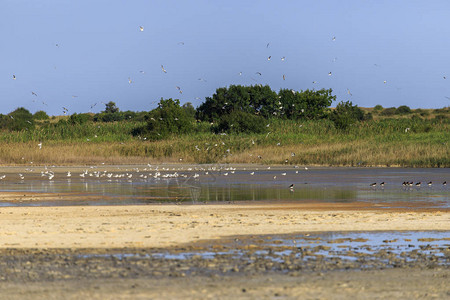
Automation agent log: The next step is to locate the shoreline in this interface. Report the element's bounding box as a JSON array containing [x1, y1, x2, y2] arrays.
[[0, 202, 448, 249]]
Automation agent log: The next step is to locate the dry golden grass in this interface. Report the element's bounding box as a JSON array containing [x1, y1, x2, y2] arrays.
[[0, 137, 447, 167]]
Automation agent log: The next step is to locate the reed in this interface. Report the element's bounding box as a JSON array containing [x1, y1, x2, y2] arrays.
[[0, 117, 447, 167]]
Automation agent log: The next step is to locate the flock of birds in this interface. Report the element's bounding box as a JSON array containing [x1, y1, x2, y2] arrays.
[[370, 181, 447, 188], [10, 28, 404, 117], [0, 164, 446, 196]]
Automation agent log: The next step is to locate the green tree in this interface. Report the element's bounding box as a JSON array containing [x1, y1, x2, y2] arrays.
[[182, 102, 196, 119], [33, 110, 49, 120], [133, 98, 194, 140], [395, 105, 412, 114], [277, 88, 335, 120], [104, 101, 119, 114], [213, 111, 267, 134], [329, 101, 364, 130], [7, 107, 35, 131], [196, 85, 278, 121]]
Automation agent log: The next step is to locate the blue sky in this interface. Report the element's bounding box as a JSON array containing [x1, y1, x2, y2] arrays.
[[1, 0, 449, 115]]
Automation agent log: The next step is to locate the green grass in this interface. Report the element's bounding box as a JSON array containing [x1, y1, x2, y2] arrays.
[[0, 117, 448, 167]]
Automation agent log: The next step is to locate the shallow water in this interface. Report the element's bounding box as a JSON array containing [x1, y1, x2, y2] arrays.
[[0, 166, 448, 207], [77, 231, 450, 269]]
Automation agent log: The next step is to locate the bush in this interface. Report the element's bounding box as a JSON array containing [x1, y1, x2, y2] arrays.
[[329, 101, 364, 130], [133, 98, 194, 140], [395, 105, 412, 114], [278, 88, 335, 120], [373, 105, 383, 112], [380, 107, 396, 116], [6, 107, 34, 131], [33, 110, 49, 120], [94, 112, 124, 122], [213, 111, 267, 134], [69, 113, 92, 125]]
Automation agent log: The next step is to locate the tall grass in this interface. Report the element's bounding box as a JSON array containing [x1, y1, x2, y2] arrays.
[[0, 117, 448, 167]]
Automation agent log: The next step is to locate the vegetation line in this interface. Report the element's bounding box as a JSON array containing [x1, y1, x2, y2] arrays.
[[0, 85, 448, 167]]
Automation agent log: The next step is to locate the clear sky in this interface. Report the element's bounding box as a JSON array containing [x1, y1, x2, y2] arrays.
[[1, 0, 450, 115]]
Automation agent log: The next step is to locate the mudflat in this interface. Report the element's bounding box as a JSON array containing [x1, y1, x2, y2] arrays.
[[0, 194, 449, 299]]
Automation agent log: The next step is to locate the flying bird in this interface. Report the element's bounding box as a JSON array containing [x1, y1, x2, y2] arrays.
[[31, 92, 37, 96], [267, 56, 271, 61], [383, 80, 387, 84], [13, 75, 16, 80], [255, 72, 262, 76], [176, 86, 182, 94], [328, 72, 332, 76], [332, 36, 336, 41], [128, 77, 132, 84], [281, 56, 285, 61], [347, 89, 352, 96], [161, 65, 167, 73], [139, 26, 144, 32], [283, 74, 286, 80], [266, 43, 270, 48]]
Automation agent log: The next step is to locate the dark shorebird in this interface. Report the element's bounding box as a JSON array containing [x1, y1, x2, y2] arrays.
[[443, 181, 447, 186], [289, 184, 294, 190], [415, 182, 421, 187], [370, 183, 377, 187], [427, 181, 432, 186], [379, 182, 385, 187]]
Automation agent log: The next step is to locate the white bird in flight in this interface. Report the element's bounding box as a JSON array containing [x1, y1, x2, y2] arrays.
[[161, 65, 167, 73], [139, 26, 144, 32]]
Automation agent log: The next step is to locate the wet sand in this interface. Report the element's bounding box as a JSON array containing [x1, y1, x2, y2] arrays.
[[0, 189, 449, 299], [0, 200, 448, 248]]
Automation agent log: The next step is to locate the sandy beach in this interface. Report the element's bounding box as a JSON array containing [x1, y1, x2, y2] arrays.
[[0, 189, 449, 299], [0, 199, 448, 249]]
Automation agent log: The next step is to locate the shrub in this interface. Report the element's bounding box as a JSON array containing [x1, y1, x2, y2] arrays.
[[133, 98, 194, 140], [213, 111, 267, 134], [33, 110, 49, 120], [69, 113, 92, 125], [380, 107, 396, 116], [395, 105, 412, 114], [104, 101, 119, 114], [7, 107, 34, 131], [373, 105, 383, 112], [329, 101, 364, 130]]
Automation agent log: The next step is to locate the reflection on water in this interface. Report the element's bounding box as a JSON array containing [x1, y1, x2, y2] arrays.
[[0, 166, 448, 206]]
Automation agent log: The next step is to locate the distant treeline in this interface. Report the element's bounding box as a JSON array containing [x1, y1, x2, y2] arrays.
[[0, 85, 448, 141]]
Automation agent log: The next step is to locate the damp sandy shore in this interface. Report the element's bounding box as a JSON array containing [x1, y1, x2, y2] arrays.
[[0, 198, 448, 249]]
